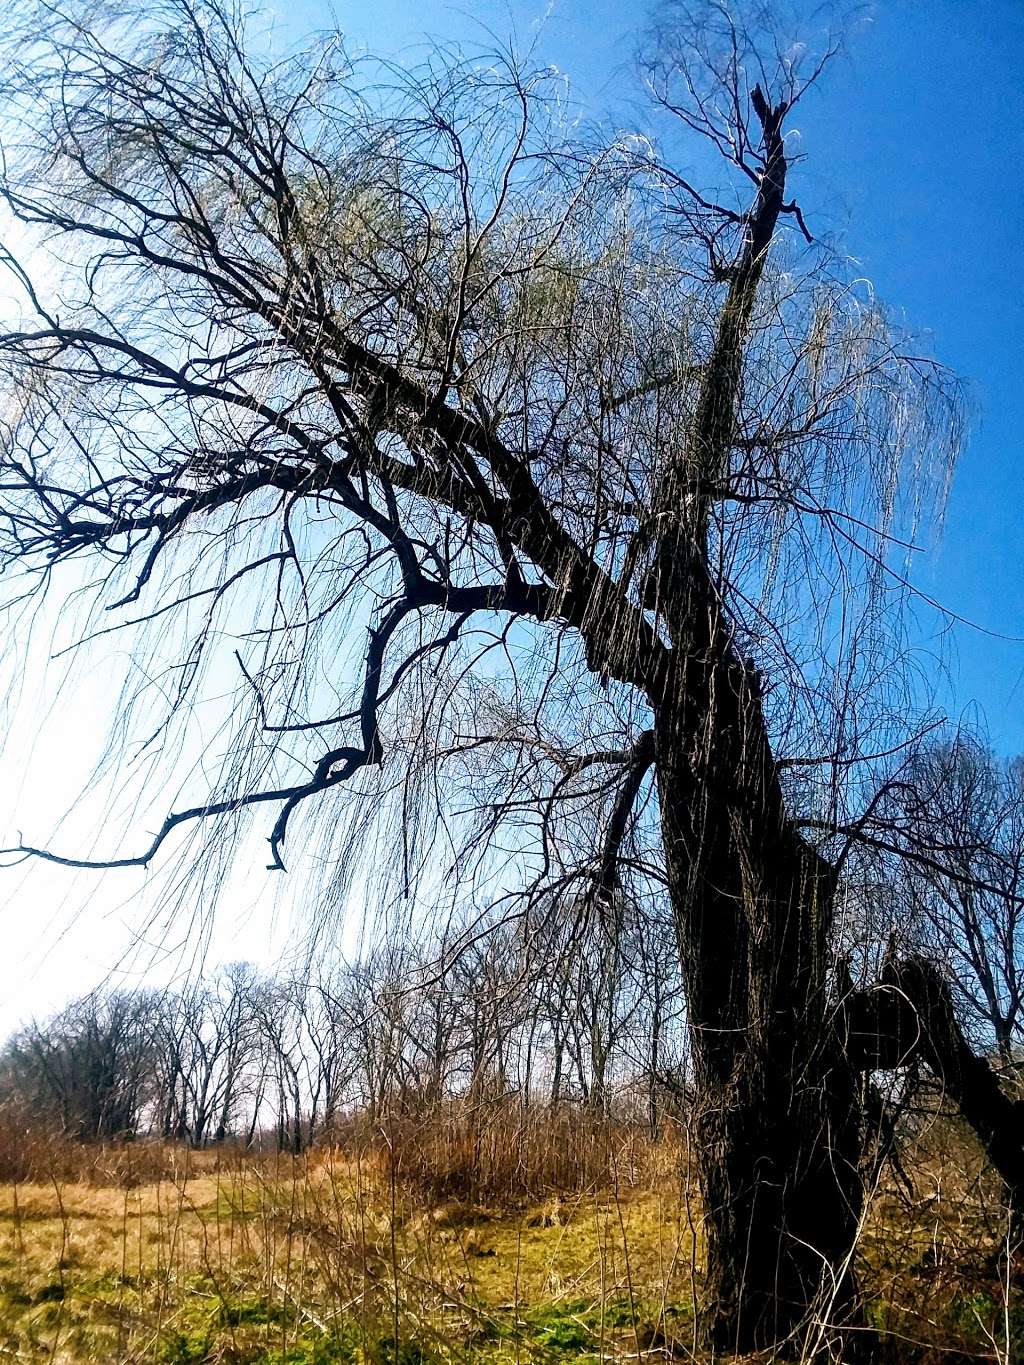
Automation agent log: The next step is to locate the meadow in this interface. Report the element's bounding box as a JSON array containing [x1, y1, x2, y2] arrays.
[[0, 1109, 1016, 1364]]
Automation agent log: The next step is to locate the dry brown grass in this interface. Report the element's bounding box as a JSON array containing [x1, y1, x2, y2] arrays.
[[374, 1100, 684, 1203], [0, 1144, 701, 1363], [0, 1105, 202, 1186], [0, 1109, 1017, 1363]]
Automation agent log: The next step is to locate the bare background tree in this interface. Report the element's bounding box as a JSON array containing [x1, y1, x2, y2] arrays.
[[898, 741, 1024, 1067], [1, 989, 157, 1140], [0, 934, 688, 1151]]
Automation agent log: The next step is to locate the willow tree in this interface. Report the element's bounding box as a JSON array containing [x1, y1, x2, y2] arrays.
[[1, 0, 1014, 1352]]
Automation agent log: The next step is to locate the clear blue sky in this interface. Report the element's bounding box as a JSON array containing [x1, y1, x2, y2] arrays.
[[285, 0, 1024, 751]]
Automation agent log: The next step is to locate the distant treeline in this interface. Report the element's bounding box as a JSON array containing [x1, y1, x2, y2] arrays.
[[0, 914, 688, 1150], [5, 740, 1022, 1159]]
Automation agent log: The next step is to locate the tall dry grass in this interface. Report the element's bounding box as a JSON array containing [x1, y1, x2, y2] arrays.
[[0, 1096, 1019, 1362], [359, 1098, 683, 1204], [0, 1103, 196, 1186]]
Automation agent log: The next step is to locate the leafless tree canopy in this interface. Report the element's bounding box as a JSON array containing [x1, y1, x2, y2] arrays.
[[0, 0, 957, 902]]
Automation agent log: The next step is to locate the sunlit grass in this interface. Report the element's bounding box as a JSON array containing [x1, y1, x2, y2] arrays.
[[0, 1126, 1017, 1362]]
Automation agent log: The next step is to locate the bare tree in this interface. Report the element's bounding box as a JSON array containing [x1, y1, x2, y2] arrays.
[[154, 963, 260, 1145], [1, 0, 1015, 1350], [896, 740, 1024, 1067], [297, 972, 362, 1142], [442, 929, 522, 1103], [250, 976, 308, 1154], [325, 950, 411, 1125], [1, 988, 157, 1139], [622, 909, 686, 1135]]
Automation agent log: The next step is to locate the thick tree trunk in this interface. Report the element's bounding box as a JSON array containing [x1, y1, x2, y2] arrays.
[[655, 675, 866, 1354]]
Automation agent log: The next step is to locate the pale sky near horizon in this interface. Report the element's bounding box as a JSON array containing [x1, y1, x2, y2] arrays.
[[0, 0, 1021, 1037]]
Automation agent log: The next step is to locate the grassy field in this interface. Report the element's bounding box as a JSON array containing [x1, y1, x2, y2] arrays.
[[0, 1129, 1017, 1363]]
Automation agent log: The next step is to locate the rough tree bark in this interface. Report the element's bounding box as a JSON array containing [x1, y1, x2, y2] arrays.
[[656, 697, 865, 1350]]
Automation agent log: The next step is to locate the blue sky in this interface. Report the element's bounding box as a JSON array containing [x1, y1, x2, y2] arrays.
[[0, 0, 1021, 1030]]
